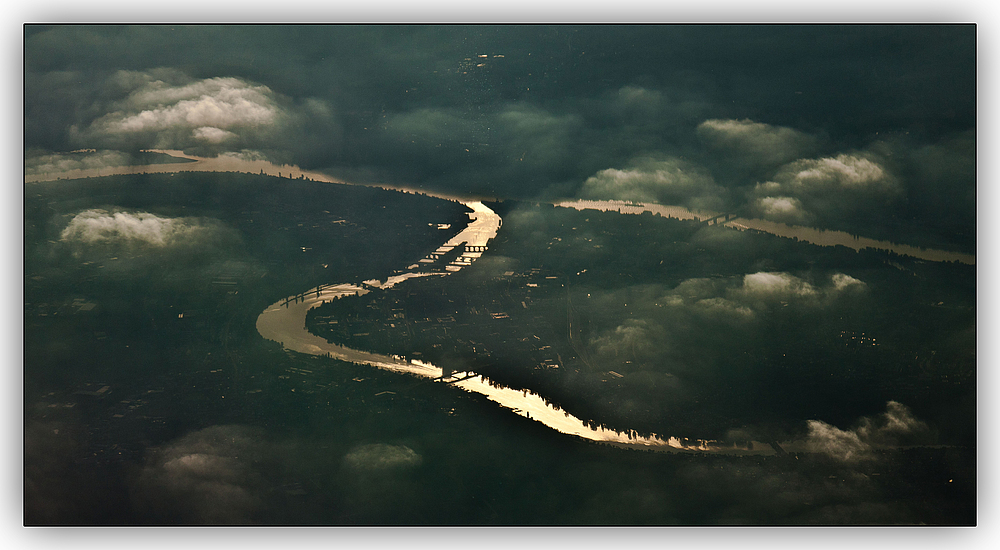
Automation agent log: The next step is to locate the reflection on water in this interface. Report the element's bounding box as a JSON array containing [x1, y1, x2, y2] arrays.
[[557, 199, 975, 265], [255, 198, 781, 455], [32, 150, 800, 454]]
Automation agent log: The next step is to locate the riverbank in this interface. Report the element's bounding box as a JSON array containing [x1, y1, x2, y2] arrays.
[[556, 199, 975, 265]]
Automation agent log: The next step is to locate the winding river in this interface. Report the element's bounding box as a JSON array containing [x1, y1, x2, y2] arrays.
[[30, 149, 970, 455], [254, 199, 778, 454]]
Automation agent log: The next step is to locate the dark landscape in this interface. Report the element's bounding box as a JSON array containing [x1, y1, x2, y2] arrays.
[[22, 24, 977, 526]]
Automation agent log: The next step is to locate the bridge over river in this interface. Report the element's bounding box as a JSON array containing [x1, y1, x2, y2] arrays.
[[33, 148, 918, 456], [254, 198, 785, 456]]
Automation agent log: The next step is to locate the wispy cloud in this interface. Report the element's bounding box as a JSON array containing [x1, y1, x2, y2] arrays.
[[806, 401, 932, 462], [133, 425, 265, 524], [343, 443, 423, 471], [697, 118, 819, 171]]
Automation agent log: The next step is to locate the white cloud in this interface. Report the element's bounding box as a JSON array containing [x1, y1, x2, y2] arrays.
[[806, 420, 869, 461], [753, 195, 809, 224], [591, 319, 661, 360], [192, 126, 237, 143], [831, 273, 865, 291], [24, 149, 131, 176], [693, 297, 755, 318], [60, 209, 215, 247], [697, 118, 818, 168], [71, 70, 335, 154], [854, 400, 929, 445], [579, 156, 723, 209], [497, 105, 582, 166], [103, 76, 279, 134], [806, 401, 931, 462], [749, 152, 901, 224], [664, 272, 865, 313], [791, 154, 894, 188], [614, 85, 665, 116], [787, 154, 895, 192], [602, 85, 710, 125], [740, 272, 817, 298], [219, 149, 270, 162]]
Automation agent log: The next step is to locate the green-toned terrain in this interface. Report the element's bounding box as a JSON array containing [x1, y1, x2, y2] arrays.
[[308, 201, 975, 445], [24, 174, 975, 525]]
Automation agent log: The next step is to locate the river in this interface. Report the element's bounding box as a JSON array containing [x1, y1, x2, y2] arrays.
[[556, 199, 975, 265], [253, 197, 779, 455], [28, 151, 975, 266], [32, 149, 961, 455]]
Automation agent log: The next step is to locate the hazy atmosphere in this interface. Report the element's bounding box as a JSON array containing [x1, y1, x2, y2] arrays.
[[23, 24, 978, 527]]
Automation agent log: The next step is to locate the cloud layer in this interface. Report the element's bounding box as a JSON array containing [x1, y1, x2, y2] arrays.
[[23, 26, 977, 250]]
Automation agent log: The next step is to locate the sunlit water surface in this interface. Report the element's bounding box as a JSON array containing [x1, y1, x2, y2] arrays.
[[35, 150, 963, 454], [255, 198, 780, 454]]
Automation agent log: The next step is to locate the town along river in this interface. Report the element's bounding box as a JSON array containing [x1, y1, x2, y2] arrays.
[[255, 200, 781, 456], [27, 150, 810, 455]]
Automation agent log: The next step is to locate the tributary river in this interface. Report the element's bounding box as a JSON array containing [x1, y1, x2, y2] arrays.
[[31, 150, 970, 455]]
